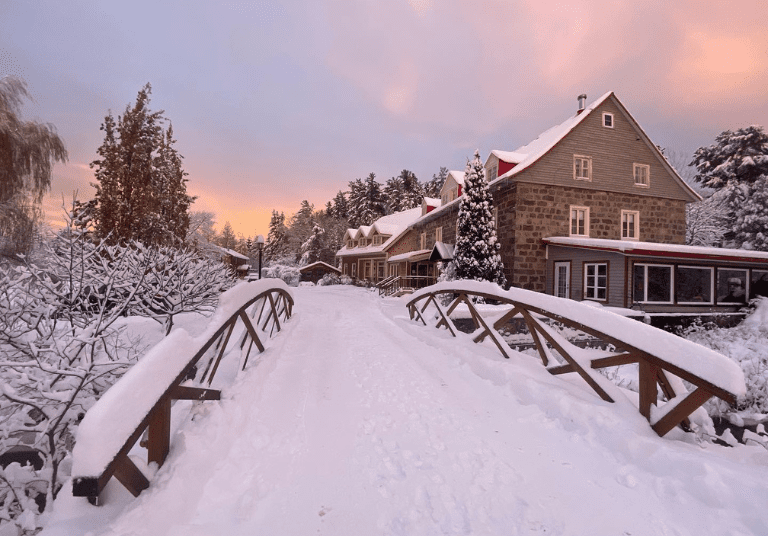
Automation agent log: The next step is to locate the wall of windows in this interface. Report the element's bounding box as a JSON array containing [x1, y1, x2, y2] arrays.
[[633, 263, 767, 305]]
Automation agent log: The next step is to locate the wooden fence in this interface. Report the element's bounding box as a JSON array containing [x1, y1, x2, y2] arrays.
[[71, 281, 293, 504], [405, 281, 745, 438]]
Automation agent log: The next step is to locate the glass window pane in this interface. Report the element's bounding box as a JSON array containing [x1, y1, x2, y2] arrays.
[[717, 269, 748, 304], [633, 265, 645, 301], [647, 266, 672, 302], [751, 270, 768, 299], [676, 267, 712, 303]]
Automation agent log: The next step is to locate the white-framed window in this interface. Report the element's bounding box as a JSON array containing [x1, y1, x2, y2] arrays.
[[346, 240, 354, 248], [373, 235, 383, 245], [343, 263, 348, 275], [388, 263, 399, 277], [584, 263, 607, 301], [621, 210, 639, 240], [717, 268, 749, 305], [435, 227, 442, 243], [358, 238, 366, 247], [488, 165, 498, 182], [554, 261, 571, 299], [351, 263, 357, 277], [570, 206, 590, 237], [676, 266, 714, 304], [441, 193, 448, 205], [602, 112, 614, 128], [633, 163, 650, 187], [420, 232, 426, 250], [574, 155, 592, 181], [633, 264, 673, 304]]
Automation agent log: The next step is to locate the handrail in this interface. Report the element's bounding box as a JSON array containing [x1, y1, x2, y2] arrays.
[[71, 280, 293, 504], [405, 281, 746, 437], [378, 275, 436, 297]]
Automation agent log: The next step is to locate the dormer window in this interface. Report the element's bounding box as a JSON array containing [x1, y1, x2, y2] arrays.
[[487, 165, 498, 182], [373, 235, 383, 245], [602, 112, 614, 128], [346, 240, 354, 248]]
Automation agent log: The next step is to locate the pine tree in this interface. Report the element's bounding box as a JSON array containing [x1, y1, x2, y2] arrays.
[[219, 221, 236, 250], [331, 190, 349, 221], [398, 169, 424, 209], [264, 210, 289, 262], [348, 173, 387, 226], [91, 84, 193, 245], [384, 176, 405, 213], [300, 223, 325, 266], [691, 126, 768, 250], [424, 167, 449, 198], [454, 150, 506, 285]]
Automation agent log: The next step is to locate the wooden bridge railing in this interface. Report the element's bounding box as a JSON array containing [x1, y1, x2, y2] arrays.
[[71, 280, 294, 504], [405, 281, 746, 437]]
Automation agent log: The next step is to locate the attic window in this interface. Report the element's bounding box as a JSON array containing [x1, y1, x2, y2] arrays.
[[603, 112, 614, 128], [488, 165, 498, 182]]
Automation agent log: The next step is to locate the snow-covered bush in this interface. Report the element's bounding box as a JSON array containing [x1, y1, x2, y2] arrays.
[[318, 273, 341, 286], [681, 298, 768, 417], [262, 262, 300, 287], [130, 245, 234, 334], [340, 275, 353, 285]]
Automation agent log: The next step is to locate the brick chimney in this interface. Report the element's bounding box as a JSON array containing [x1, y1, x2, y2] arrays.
[[577, 94, 587, 114]]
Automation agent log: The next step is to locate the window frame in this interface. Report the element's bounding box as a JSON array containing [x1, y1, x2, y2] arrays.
[[602, 112, 614, 128], [633, 263, 674, 304], [716, 268, 749, 305], [583, 261, 608, 302], [420, 232, 426, 250], [574, 155, 592, 181], [569, 206, 590, 237], [554, 261, 571, 299], [435, 226, 442, 243], [675, 265, 714, 305], [633, 163, 650, 188], [488, 165, 498, 182], [621, 210, 640, 241]]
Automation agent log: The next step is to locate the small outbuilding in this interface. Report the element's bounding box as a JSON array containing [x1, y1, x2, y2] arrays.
[[299, 261, 342, 283]]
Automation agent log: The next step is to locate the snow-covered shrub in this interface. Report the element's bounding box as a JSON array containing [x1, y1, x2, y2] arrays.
[[681, 298, 768, 417], [129, 245, 234, 334], [340, 275, 353, 285], [262, 262, 300, 286], [318, 273, 341, 286]]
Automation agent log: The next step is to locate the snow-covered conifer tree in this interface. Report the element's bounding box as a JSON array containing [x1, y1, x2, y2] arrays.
[[454, 150, 506, 286], [691, 126, 768, 250]]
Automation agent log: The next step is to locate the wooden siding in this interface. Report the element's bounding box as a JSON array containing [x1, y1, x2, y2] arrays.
[[547, 246, 627, 306], [507, 97, 695, 202]]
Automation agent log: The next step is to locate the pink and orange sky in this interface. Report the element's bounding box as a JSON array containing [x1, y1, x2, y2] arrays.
[[2, 0, 767, 237]]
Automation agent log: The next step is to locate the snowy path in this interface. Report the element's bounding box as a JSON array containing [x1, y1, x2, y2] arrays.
[[47, 286, 768, 535]]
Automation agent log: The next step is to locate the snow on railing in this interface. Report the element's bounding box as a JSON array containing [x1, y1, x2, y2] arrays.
[[71, 279, 294, 503], [406, 280, 746, 437]]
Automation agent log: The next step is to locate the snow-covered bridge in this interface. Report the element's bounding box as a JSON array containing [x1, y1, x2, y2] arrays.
[[44, 284, 768, 535]]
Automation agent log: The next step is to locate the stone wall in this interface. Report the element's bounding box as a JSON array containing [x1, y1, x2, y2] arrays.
[[494, 181, 687, 291]]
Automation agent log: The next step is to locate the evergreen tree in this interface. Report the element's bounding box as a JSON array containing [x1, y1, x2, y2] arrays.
[[454, 150, 506, 285], [384, 175, 405, 213], [0, 76, 68, 255], [331, 190, 349, 221], [264, 210, 289, 262], [219, 221, 236, 249], [348, 173, 387, 226], [91, 83, 193, 245], [424, 166, 449, 198], [398, 169, 424, 209], [691, 126, 768, 250], [300, 223, 325, 266]]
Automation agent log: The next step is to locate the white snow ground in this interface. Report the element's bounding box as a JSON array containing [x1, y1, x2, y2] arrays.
[[43, 286, 768, 536]]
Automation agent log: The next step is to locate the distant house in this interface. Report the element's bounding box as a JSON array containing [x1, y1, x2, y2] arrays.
[[299, 261, 341, 284], [336, 207, 421, 284], [212, 245, 250, 278]]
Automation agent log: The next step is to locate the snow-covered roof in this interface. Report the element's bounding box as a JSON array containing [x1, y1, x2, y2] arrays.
[[423, 197, 441, 207], [357, 226, 372, 239], [447, 170, 465, 186], [337, 207, 422, 257], [490, 92, 613, 184], [489, 150, 526, 165], [213, 244, 249, 261], [430, 242, 454, 261], [299, 261, 341, 273], [543, 237, 768, 263], [388, 249, 431, 262], [487, 92, 700, 203]]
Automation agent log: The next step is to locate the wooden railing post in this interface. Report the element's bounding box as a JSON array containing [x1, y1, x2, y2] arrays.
[[147, 396, 172, 466]]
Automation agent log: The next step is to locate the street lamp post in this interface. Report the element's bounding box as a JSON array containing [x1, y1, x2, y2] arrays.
[[255, 235, 264, 280]]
